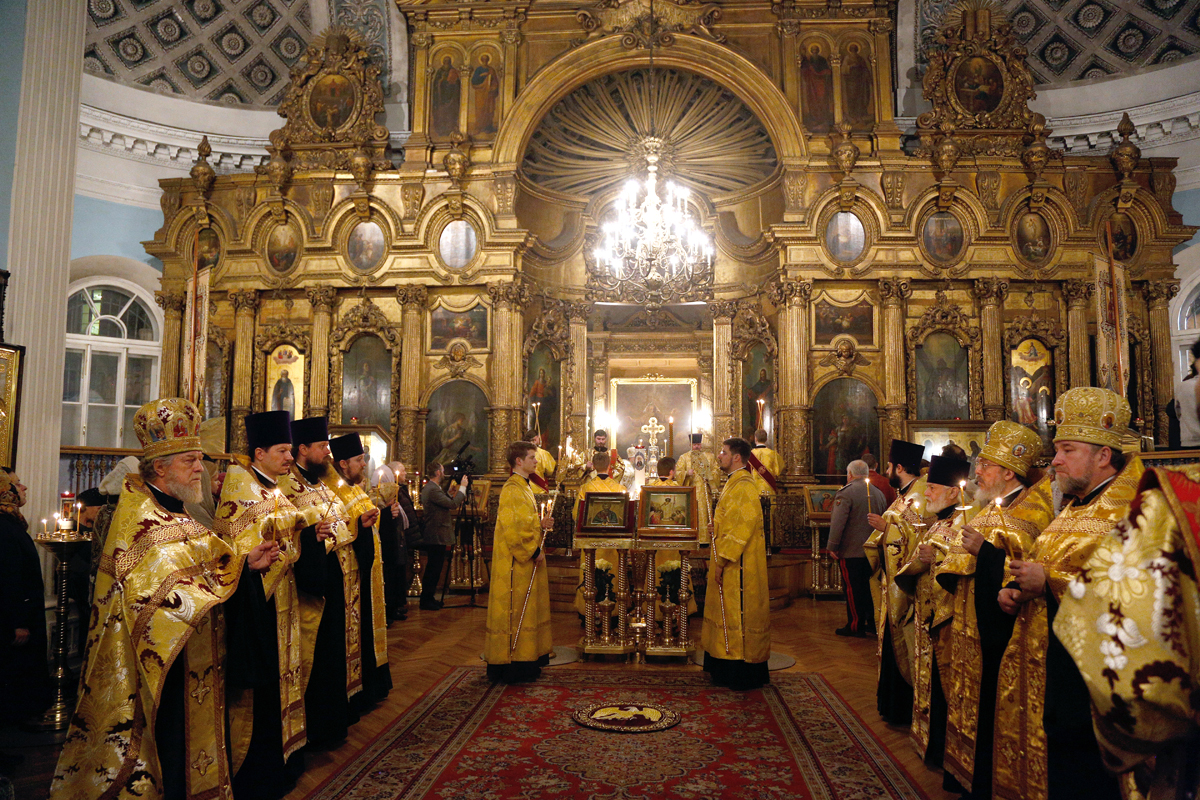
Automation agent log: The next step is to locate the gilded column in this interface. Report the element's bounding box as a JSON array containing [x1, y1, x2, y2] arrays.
[[769, 278, 812, 479], [1144, 280, 1181, 445], [974, 278, 1009, 422], [155, 291, 186, 398], [566, 302, 591, 447], [405, 29, 432, 170], [229, 290, 259, 455], [396, 285, 428, 469], [710, 300, 737, 444], [306, 286, 337, 419], [879, 278, 912, 446], [487, 282, 530, 473], [1064, 280, 1094, 389], [6, 0, 86, 520]]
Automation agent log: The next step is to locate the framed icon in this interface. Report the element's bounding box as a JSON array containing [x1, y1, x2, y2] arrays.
[[636, 484, 698, 541], [803, 485, 842, 521], [0, 343, 24, 469], [578, 491, 635, 535]]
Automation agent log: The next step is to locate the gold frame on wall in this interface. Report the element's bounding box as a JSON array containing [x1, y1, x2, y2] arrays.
[[0, 343, 24, 469], [609, 376, 699, 453], [809, 289, 879, 349]]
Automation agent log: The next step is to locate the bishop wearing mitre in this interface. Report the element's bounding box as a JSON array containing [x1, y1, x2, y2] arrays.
[[52, 398, 278, 800]]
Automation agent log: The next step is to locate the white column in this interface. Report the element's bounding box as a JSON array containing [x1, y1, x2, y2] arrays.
[[6, 1, 87, 523]]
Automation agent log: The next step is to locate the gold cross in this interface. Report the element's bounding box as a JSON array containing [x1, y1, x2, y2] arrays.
[[641, 416, 666, 447]]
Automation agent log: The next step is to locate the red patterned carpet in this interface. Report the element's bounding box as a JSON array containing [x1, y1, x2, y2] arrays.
[[306, 667, 928, 800]]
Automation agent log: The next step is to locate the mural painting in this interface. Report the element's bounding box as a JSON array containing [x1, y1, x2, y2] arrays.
[[524, 344, 561, 451], [347, 220, 386, 273], [1105, 212, 1138, 261], [814, 298, 874, 346], [197, 227, 220, 270], [342, 334, 392, 428], [430, 304, 489, 351], [953, 56, 1004, 114], [811, 377, 880, 481], [425, 380, 489, 473], [1015, 211, 1051, 265], [267, 344, 304, 419], [430, 54, 462, 138], [1010, 337, 1054, 449], [915, 332, 969, 419], [266, 222, 301, 273], [470, 53, 501, 136], [741, 342, 774, 440], [825, 212, 866, 262], [799, 40, 834, 133]]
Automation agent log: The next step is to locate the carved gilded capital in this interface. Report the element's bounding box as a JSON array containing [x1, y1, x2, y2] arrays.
[[878, 278, 912, 306], [395, 284, 429, 309], [229, 290, 260, 314], [709, 299, 738, 320], [868, 17, 894, 34], [155, 290, 187, 314], [566, 301, 593, 322], [1143, 280, 1180, 309], [973, 277, 1009, 305], [768, 278, 812, 308], [305, 285, 337, 311], [1063, 279, 1095, 309], [410, 32, 432, 49], [487, 281, 530, 310]]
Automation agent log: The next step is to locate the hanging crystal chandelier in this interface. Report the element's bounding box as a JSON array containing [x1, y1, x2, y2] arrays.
[[590, 137, 713, 310], [585, 0, 714, 312]]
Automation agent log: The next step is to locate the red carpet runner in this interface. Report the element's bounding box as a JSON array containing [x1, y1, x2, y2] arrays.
[[307, 668, 928, 800]]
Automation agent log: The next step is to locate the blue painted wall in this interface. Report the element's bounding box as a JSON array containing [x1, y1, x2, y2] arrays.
[[71, 195, 164, 270], [0, 0, 28, 272], [1175, 187, 1200, 254]]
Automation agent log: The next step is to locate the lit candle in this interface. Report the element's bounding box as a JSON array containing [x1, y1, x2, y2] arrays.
[[668, 416, 674, 458], [756, 398, 765, 429], [40, 519, 46, 536], [864, 478, 872, 515], [958, 480, 967, 509]]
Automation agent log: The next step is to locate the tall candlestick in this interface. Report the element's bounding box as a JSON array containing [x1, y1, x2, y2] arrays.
[[41, 519, 47, 536], [667, 416, 674, 458], [756, 398, 765, 429]]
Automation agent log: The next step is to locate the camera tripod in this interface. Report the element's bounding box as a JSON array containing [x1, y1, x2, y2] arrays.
[[438, 480, 489, 608]]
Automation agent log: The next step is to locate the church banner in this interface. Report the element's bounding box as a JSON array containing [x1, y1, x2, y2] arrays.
[[1093, 253, 1128, 397], [182, 267, 210, 407]]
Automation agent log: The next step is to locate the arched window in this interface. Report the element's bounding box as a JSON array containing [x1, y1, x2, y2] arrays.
[[61, 282, 161, 449]]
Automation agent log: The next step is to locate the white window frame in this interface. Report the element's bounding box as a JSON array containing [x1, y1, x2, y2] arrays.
[[62, 277, 163, 448]]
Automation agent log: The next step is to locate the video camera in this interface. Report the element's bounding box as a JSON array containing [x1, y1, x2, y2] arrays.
[[447, 439, 477, 483]]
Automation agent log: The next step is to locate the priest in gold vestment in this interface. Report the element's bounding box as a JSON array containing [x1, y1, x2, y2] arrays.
[[994, 387, 1141, 800], [896, 454, 974, 773], [933, 421, 1054, 799], [52, 398, 279, 800], [278, 416, 363, 748], [527, 430, 556, 493], [329, 432, 392, 706], [573, 451, 627, 615], [677, 433, 721, 535], [750, 428, 783, 495], [1055, 464, 1200, 799], [702, 437, 770, 690], [866, 438, 928, 724], [217, 410, 324, 799], [485, 441, 554, 682]]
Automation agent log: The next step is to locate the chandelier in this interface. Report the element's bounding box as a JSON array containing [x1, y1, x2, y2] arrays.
[[585, 0, 714, 312]]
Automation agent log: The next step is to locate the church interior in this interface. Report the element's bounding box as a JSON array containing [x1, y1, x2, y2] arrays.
[[3, 0, 1200, 797]]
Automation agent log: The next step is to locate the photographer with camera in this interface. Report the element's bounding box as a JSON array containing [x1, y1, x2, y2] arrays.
[[417, 460, 468, 610]]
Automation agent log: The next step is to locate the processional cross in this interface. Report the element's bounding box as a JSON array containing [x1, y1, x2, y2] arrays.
[[641, 416, 666, 448]]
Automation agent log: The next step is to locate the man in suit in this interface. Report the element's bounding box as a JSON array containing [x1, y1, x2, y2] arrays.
[[827, 459, 886, 637], [418, 461, 469, 610]]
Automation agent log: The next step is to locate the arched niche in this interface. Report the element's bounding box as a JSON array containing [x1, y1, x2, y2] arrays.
[[424, 379, 491, 476], [810, 376, 881, 482]]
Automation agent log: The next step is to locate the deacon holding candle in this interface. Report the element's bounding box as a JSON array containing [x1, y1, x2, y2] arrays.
[[826, 460, 886, 638], [930, 420, 1053, 799]]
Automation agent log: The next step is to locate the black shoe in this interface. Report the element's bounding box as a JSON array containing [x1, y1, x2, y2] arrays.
[[419, 600, 442, 610], [835, 626, 856, 637]]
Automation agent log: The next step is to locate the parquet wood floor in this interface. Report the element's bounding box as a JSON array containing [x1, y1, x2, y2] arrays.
[[4, 595, 958, 799]]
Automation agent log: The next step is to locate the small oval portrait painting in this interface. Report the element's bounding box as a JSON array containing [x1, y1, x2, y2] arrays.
[[1014, 211, 1052, 265], [953, 56, 1004, 115], [1104, 212, 1138, 262], [309, 74, 356, 131], [922, 211, 965, 264], [825, 212, 866, 262], [196, 227, 221, 270], [439, 220, 478, 271], [347, 220, 386, 273], [266, 222, 301, 274]]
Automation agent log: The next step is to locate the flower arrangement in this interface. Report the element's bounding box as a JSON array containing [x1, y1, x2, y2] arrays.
[[594, 558, 615, 602], [656, 559, 683, 604]]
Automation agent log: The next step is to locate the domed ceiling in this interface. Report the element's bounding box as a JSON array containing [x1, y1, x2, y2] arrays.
[[521, 69, 778, 201], [917, 0, 1200, 84], [83, 0, 396, 108]]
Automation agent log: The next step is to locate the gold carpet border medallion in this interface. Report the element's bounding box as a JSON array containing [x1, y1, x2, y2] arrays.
[[571, 701, 681, 732]]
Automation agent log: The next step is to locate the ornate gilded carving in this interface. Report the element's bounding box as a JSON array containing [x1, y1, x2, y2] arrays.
[[330, 297, 400, 348], [494, 173, 516, 215], [768, 278, 813, 308], [190, 136, 216, 226], [487, 281, 531, 309], [1110, 113, 1141, 181], [906, 287, 983, 419], [881, 171, 905, 211], [709, 299, 738, 320], [310, 184, 333, 229], [730, 300, 778, 359], [395, 284, 429, 308], [155, 290, 187, 314], [1143, 280, 1180, 309], [435, 342, 484, 378], [523, 297, 571, 364], [1064, 171, 1090, 221], [830, 123, 860, 177], [972, 277, 1009, 305], [878, 277, 912, 306], [575, 0, 726, 49], [1151, 167, 1176, 212], [252, 322, 311, 414], [566, 301, 593, 322], [229, 290, 260, 314], [783, 170, 807, 213], [916, 5, 1045, 155], [305, 285, 337, 311], [401, 183, 425, 221], [443, 131, 471, 188], [1063, 279, 1094, 309], [160, 190, 181, 229], [261, 27, 390, 172], [235, 185, 257, 227], [974, 170, 1000, 213], [818, 338, 870, 375]]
